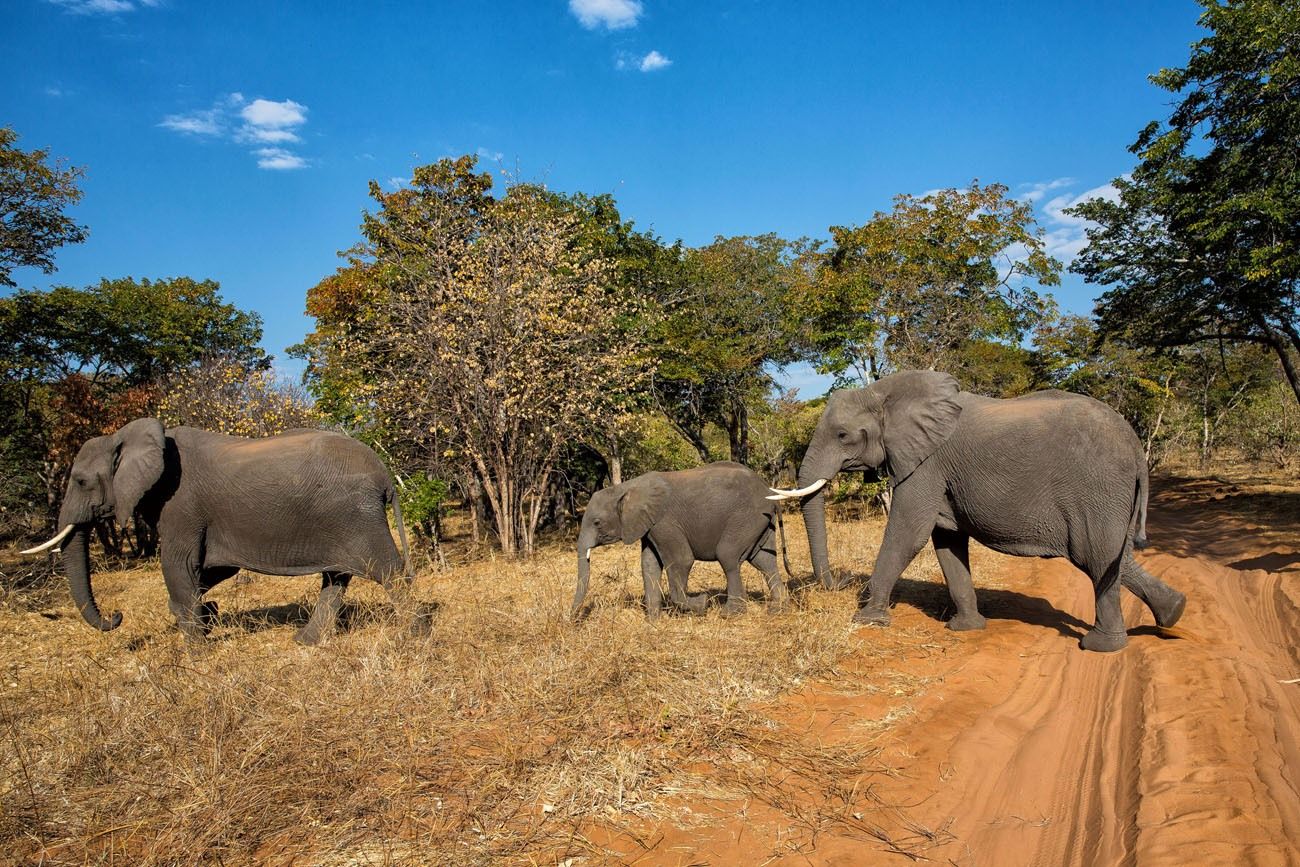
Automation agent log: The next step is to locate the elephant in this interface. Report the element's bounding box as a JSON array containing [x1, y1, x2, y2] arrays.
[[571, 462, 792, 619], [23, 418, 412, 645], [768, 371, 1186, 652]]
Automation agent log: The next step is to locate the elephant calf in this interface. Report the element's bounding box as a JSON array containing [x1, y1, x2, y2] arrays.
[[24, 418, 412, 645], [571, 462, 790, 619], [770, 371, 1187, 652]]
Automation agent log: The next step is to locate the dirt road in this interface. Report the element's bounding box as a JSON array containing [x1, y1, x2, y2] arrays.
[[598, 476, 1300, 865]]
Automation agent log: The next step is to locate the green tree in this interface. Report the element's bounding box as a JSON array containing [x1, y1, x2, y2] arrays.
[[799, 182, 1060, 385], [0, 127, 87, 287], [652, 233, 805, 465], [0, 278, 265, 533], [1070, 0, 1300, 403]]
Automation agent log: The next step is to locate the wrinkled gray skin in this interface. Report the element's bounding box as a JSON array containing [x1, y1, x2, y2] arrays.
[[51, 418, 411, 645], [795, 371, 1186, 653], [571, 462, 789, 619]]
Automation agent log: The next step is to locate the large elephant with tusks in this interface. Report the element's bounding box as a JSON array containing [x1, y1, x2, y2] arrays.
[[23, 419, 413, 645], [768, 371, 1186, 652]]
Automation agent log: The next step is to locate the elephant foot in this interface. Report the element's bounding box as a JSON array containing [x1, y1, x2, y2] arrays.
[[178, 601, 218, 642], [946, 612, 987, 632], [1080, 628, 1129, 653], [1153, 590, 1186, 629], [766, 597, 791, 615], [677, 594, 707, 615], [721, 598, 748, 618], [821, 572, 852, 591], [851, 605, 891, 627], [294, 623, 329, 646]]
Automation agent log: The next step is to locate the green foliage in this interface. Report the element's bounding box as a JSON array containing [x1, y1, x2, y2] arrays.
[[0, 279, 265, 534], [1224, 373, 1300, 467], [1070, 0, 1300, 403], [398, 471, 451, 529], [619, 412, 703, 477], [798, 181, 1060, 385], [0, 127, 87, 288], [651, 233, 807, 464]]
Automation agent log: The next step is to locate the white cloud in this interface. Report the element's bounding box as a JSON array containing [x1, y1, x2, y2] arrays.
[[254, 148, 308, 171], [160, 93, 312, 170], [638, 50, 671, 72], [1019, 177, 1075, 203], [476, 146, 504, 162], [159, 108, 223, 136], [46, 0, 150, 14], [1027, 179, 1121, 261], [240, 98, 307, 131], [569, 0, 642, 30]]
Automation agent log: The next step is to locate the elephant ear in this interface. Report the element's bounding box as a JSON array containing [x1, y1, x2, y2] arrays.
[[874, 371, 963, 483], [111, 417, 166, 519], [617, 474, 670, 544]]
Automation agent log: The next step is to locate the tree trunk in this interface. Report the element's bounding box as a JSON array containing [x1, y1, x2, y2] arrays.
[[726, 398, 749, 466]]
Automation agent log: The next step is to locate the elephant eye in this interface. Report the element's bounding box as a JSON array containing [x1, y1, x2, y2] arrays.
[[837, 431, 848, 441], [74, 476, 87, 487]]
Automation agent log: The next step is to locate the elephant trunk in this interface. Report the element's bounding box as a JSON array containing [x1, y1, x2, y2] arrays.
[[571, 526, 597, 619], [797, 450, 840, 590], [63, 525, 123, 631]]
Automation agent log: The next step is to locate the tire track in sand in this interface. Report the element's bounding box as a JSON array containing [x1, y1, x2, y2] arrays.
[[883, 545, 1300, 865]]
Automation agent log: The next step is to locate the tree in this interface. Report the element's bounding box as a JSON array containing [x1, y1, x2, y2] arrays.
[[799, 182, 1060, 385], [1070, 0, 1300, 403], [158, 356, 319, 438], [0, 127, 87, 287], [299, 157, 652, 555], [652, 234, 805, 465], [0, 278, 266, 533]]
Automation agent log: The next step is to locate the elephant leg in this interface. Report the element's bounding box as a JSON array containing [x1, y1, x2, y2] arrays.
[[719, 556, 747, 617], [932, 528, 984, 631], [295, 571, 352, 646], [190, 566, 237, 635], [378, 570, 429, 639], [163, 551, 208, 642], [1080, 555, 1129, 653], [653, 533, 707, 613], [748, 545, 788, 614], [1121, 554, 1186, 628], [853, 505, 935, 626], [641, 543, 664, 620], [666, 559, 706, 613]]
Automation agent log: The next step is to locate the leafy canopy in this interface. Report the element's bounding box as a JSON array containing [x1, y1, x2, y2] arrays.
[[1070, 0, 1300, 402], [0, 127, 87, 288], [798, 181, 1060, 385]]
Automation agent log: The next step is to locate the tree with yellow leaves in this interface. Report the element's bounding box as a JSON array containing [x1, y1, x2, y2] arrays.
[[300, 157, 652, 555]]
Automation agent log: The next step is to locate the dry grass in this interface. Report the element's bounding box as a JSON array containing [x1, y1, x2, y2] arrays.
[[0, 509, 952, 866]]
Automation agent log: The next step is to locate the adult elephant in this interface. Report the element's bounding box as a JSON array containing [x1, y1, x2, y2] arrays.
[[769, 371, 1186, 652], [572, 462, 791, 619], [23, 419, 411, 645]]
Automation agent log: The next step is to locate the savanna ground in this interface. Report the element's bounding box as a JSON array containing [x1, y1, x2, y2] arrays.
[[2, 467, 1299, 866]]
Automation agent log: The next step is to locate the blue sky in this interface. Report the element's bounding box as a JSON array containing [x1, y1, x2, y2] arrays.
[[6, 0, 1205, 394]]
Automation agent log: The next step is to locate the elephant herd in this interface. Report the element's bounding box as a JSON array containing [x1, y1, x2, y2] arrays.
[[24, 371, 1186, 653]]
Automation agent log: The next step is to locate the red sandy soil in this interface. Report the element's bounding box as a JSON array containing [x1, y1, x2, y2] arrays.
[[591, 475, 1300, 866]]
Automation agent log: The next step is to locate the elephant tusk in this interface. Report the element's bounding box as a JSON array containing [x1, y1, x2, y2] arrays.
[[21, 524, 75, 555], [585, 547, 592, 562], [767, 478, 828, 500]]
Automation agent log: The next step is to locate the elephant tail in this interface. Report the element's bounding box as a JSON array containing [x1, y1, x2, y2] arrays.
[[775, 504, 794, 580], [388, 484, 413, 577], [1133, 462, 1150, 550]]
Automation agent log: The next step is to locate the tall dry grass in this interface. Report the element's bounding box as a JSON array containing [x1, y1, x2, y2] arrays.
[[0, 510, 954, 865]]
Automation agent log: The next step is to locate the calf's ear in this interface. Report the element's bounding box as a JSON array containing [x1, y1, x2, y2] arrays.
[[617, 474, 670, 544]]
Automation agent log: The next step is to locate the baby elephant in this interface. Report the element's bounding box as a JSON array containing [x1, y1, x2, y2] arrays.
[[571, 462, 790, 619]]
